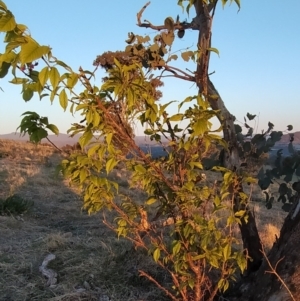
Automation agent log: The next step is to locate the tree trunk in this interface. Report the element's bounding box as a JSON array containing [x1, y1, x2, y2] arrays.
[[228, 196, 300, 300], [194, 1, 263, 273]]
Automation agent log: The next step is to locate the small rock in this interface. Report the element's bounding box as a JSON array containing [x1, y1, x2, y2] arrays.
[[83, 280, 91, 290]]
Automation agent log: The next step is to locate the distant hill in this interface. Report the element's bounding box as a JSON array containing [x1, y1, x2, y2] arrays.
[[0, 133, 79, 147], [278, 131, 300, 144], [1, 131, 299, 148], [0, 132, 168, 147]]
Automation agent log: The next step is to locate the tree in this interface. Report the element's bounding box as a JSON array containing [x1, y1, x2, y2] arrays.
[[1, 0, 300, 300]]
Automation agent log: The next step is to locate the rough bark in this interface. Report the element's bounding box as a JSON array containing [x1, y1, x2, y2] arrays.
[[227, 195, 300, 301], [193, 0, 263, 273]]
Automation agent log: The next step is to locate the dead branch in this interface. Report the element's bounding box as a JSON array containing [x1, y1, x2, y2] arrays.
[[39, 253, 57, 287], [137, 2, 198, 31], [162, 65, 195, 82]]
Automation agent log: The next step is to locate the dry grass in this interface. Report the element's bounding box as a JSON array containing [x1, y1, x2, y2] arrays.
[[0, 139, 167, 301], [198, 165, 287, 252], [0, 139, 288, 301]]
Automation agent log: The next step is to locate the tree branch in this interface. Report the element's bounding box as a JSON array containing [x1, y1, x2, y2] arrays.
[[139, 270, 179, 301], [137, 2, 198, 31], [163, 65, 195, 81]]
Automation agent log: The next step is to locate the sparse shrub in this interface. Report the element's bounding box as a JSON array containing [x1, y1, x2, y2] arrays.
[[0, 151, 9, 159], [0, 194, 34, 215]]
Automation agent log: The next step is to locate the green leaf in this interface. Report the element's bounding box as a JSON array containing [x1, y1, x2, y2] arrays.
[[29, 70, 39, 82], [194, 119, 207, 136], [106, 158, 118, 174], [106, 133, 113, 145], [20, 111, 40, 117], [234, 124, 242, 134], [55, 60, 72, 72], [212, 166, 228, 173], [59, 89, 68, 111], [9, 77, 28, 84], [66, 73, 78, 89], [0, 10, 16, 32], [153, 248, 160, 262], [87, 144, 99, 157], [207, 47, 219, 57], [75, 103, 89, 111], [49, 67, 60, 90], [0, 1, 8, 11], [86, 110, 93, 124], [177, 0, 184, 12], [50, 86, 60, 103], [234, 0, 241, 10], [235, 210, 246, 218], [0, 61, 10, 78], [169, 113, 183, 122], [79, 131, 93, 147], [188, 278, 194, 289], [30, 128, 47, 143], [190, 162, 203, 169], [46, 124, 59, 135], [172, 241, 181, 256], [236, 251, 247, 273], [223, 243, 231, 261], [243, 177, 257, 184], [246, 112, 256, 121], [287, 125, 293, 131], [22, 87, 34, 101], [144, 128, 153, 135], [38, 67, 49, 87], [93, 111, 100, 127], [80, 169, 88, 183], [20, 40, 50, 64], [135, 164, 146, 174], [40, 117, 49, 125], [146, 197, 157, 205]]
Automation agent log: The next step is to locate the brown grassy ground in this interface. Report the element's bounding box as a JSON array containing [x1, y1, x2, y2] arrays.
[[0, 139, 287, 301], [0, 139, 168, 301]]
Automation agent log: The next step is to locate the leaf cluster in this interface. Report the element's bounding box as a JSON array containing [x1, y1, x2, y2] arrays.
[[17, 111, 58, 143], [0, 2, 254, 300]]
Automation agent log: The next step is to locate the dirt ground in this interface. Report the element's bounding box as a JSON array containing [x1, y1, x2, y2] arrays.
[[0, 139, 288, 301]]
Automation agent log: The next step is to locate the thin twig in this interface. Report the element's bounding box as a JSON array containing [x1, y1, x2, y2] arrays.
[[137, 2, 198, 31], [45, 137, 66, 154], [139, 270, 179, 301], [261, 246, 296, 301]]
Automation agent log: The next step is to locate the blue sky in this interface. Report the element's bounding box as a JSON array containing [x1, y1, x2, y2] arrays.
[[0, 0, 299, 135]]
